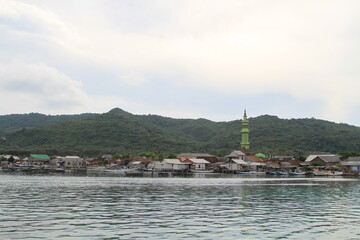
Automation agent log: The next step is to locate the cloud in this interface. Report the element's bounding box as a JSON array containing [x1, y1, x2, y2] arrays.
[[0, 62, 90, 113], [0, 0, 87, 62], [0, 0, 359, 125], [0, 62, 145, 115]]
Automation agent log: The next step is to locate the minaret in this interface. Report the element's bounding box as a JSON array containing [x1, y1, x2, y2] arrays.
[[241, 109, 250, 150]]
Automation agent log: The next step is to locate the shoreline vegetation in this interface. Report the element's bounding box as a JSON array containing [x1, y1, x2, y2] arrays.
[[0, 108, 360, 157]]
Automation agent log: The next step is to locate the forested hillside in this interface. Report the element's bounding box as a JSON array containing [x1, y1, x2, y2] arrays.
[[0, 113, 95, 135], [1, 108, 360, 157]]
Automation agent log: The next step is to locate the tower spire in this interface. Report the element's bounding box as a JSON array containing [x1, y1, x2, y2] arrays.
[[241, 109, 250, 150]]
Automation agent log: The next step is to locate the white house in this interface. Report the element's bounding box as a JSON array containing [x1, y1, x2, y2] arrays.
[[225, 159, 249, 171], [225, 150, 247, 160], [151, 159, 191, 171], [52, 156, 85, 169], [342, 157, 360, 172], [187, 158, 210, 170]]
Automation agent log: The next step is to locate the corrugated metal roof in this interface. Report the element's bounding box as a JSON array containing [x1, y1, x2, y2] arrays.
[[319, 156, 341, 163], [188, 158, 210, 164], [341, 161, 360, 166], [177, 153, 214, 157], [30, 154, 50, 160], [305, 155, 336, 162], [163, 159, 190, 165], [232, 159, 248, 165], [225, 150, 246, 158]]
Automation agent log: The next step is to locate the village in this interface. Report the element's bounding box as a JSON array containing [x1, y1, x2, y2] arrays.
[[1, 151, 360, 176], [1, 111, 360, 176]]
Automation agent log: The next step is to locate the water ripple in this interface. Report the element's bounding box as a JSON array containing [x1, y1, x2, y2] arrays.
[[1, 173, 360, 239]]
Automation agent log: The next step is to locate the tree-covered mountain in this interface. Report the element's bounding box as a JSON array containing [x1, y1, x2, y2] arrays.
[[1, 108, 360, 157], [0, 113, 96, 135]]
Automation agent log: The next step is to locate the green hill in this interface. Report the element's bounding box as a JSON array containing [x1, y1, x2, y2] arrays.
[[1, 108, 360, 157], [0, 112, 95, 135]]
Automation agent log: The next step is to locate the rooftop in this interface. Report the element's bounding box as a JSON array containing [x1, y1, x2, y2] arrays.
[[188, 158, 210, 164], [225, 150, 246, 158], [30, 154, 50, 160], [163, 159, 191, 165], [305, 155, 338, 162], [177, 153, 214, 157]]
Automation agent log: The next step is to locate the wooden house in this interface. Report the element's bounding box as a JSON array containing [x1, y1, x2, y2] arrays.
[[305, 155, 341, 167], [51, 156, 85, 169], [341, 157, 360, 172], [177, 153, 219, 163], [148, 159, 191, 171], [225, 159, 249, 171], [225, 150, 247, 160], [29, 154, 50, 165], [185, 158, 210, 170]]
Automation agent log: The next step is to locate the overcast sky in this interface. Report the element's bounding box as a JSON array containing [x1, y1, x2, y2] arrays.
[[1, 0, 359, 126]]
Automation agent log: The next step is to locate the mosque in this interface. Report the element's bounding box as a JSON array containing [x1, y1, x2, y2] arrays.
[[240, 109, 250, 150]]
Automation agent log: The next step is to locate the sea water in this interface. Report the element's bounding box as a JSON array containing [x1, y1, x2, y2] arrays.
[[0, 173, 359, 239]]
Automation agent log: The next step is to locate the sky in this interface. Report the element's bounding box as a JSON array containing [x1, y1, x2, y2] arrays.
[[0, 0, 359, 126]]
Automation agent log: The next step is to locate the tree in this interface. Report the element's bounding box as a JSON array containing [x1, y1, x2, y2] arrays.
[[339, 151, 360, 159], [8, 156, 15, 163], [166, 153, 177, 159]]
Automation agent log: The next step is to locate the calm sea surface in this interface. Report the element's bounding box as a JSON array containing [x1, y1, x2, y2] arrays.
[[0, 173, 360, 239]]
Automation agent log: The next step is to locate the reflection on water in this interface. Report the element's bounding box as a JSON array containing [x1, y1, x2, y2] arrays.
[[0, 173, 360, 239]]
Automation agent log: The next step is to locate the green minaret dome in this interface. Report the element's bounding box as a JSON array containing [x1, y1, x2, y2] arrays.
[[241, 109, 250, 150]]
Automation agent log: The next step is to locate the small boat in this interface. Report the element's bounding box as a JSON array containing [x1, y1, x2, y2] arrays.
[[288, 172, 306, 176], [235, 171, 266, 175], [313, 171, 343, 176], [275, 171, 288, 175], [250, 171, 266, 175], [313, 171, 329, 176], [234, 171, 251, 174], [191, 169, 214, 173]]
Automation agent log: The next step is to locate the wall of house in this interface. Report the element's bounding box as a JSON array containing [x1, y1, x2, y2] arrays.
[[226, 163, 244, 170], [173, 164, 189, 170], [154, 162, 173, 170], [195, 163, 206, 170], [63, 158, 84, 169]]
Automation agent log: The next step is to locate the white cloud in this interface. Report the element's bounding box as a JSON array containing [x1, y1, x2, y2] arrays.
[[0, 0, 88, 61], [0, 62, 90, 114], [0, 0, 359, 124], [0, 62, 142, 115]]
